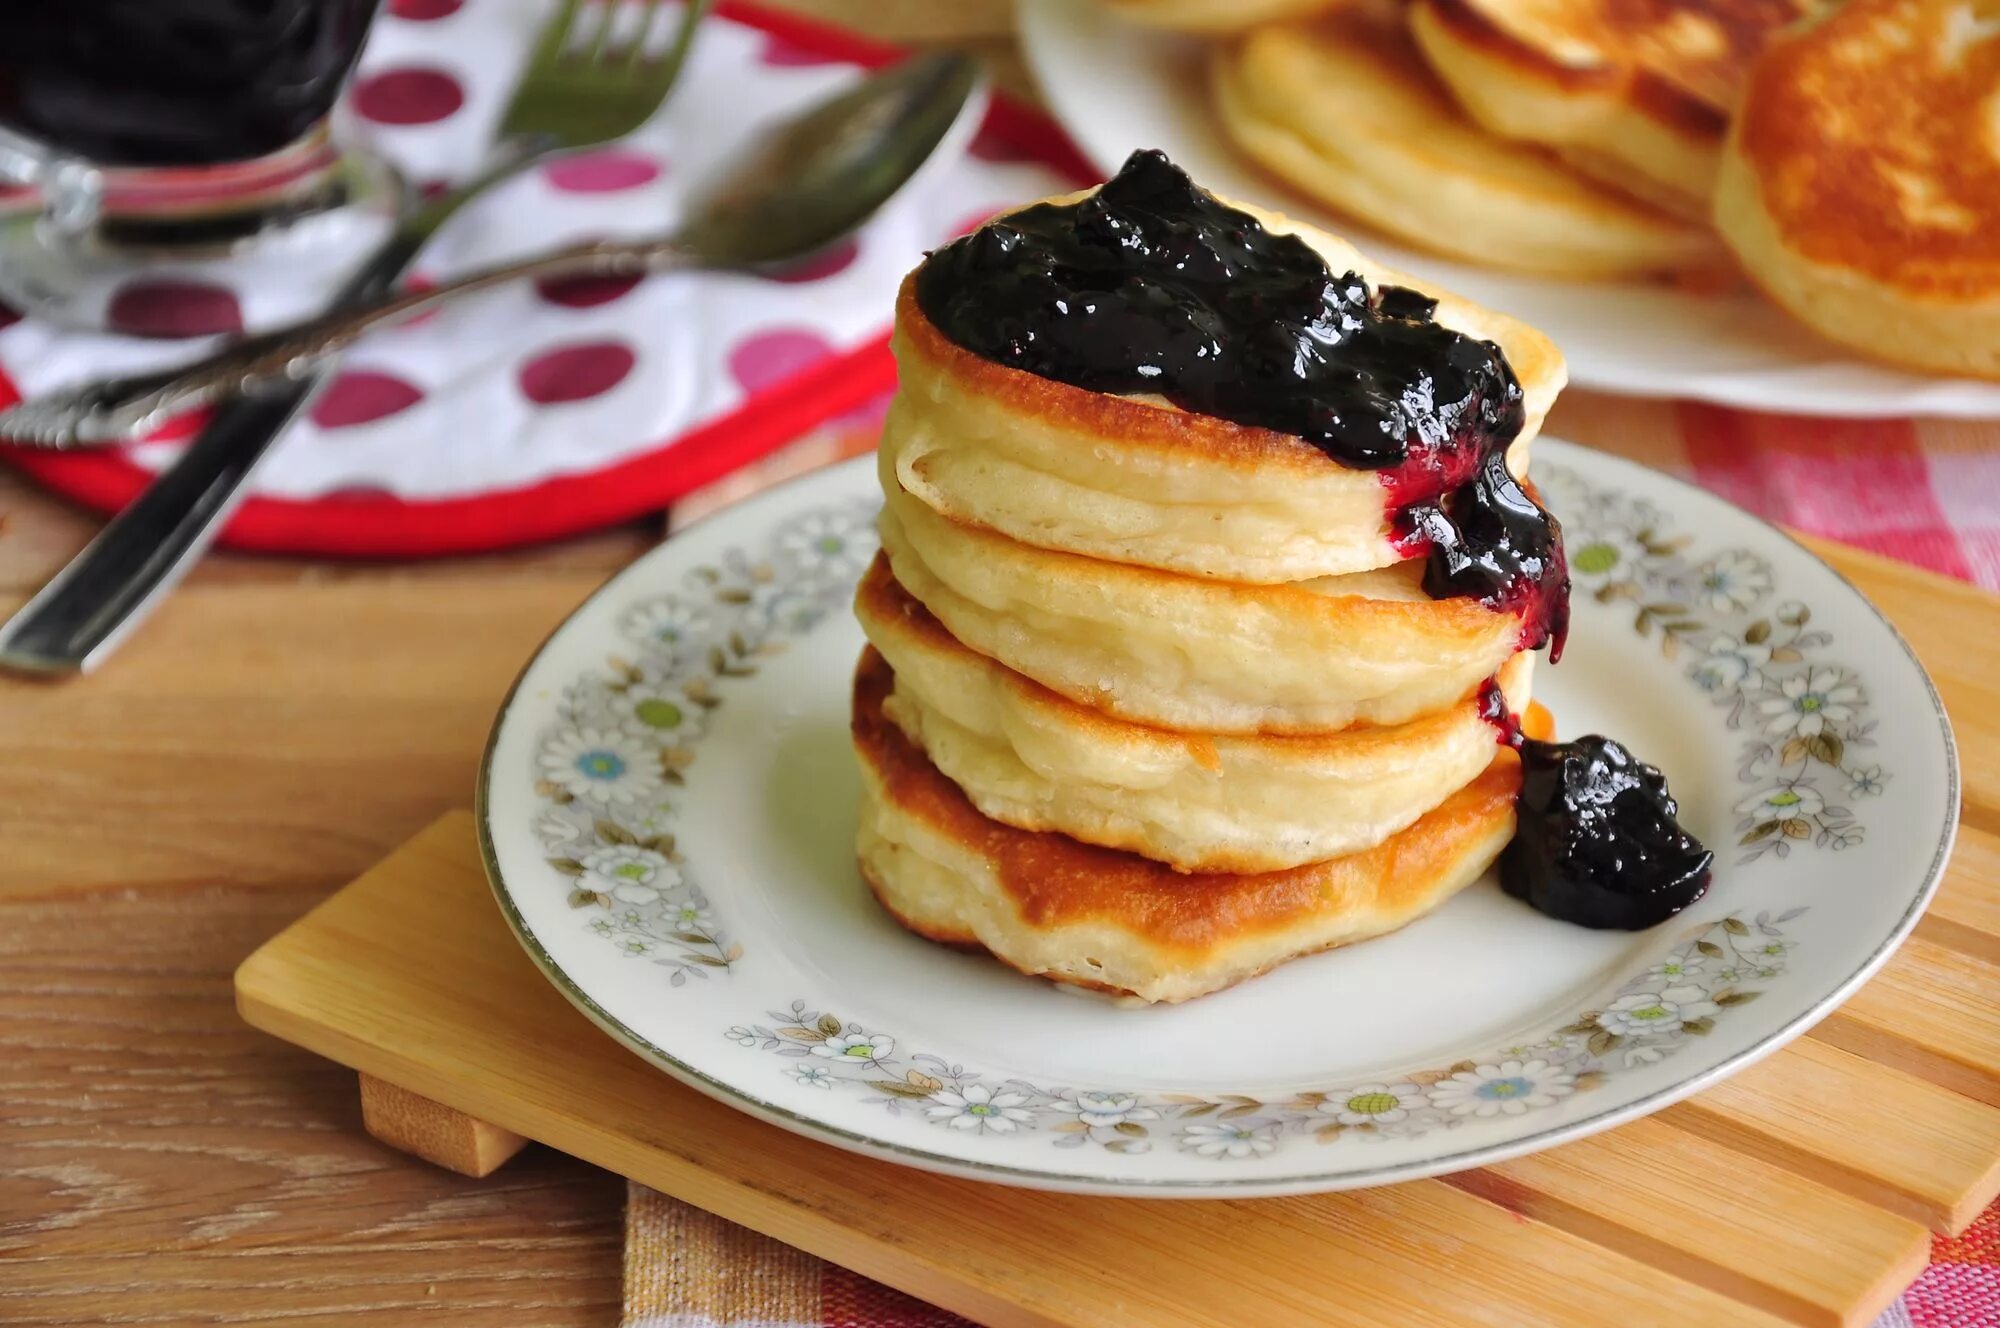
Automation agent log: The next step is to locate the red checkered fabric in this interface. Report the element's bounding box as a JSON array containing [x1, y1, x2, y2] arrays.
[[626, 394, 2000, 1328]]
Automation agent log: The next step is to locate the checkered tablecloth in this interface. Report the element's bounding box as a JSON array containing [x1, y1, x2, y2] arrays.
[[631, 392, 2000, 1328]]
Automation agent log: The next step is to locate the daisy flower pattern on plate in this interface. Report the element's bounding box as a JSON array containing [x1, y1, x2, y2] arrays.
[[1537, 464, 1880, 865], [579, 845, 678, 904], [1689, 634, 1771, 694], [1760, 667, 1861, 739], [814, 1032, 894, 1064], [927, 1084, 1035, 1134], [1594, 987, 1719, 1038], [530, 500, 870, 981], [1691, 551, 1772, 613], [618, 598, 712, 656], [1566, 525, 1650, 582], [1429, 1060, 1577, 1118], [539, 729, 663, 806], [730, 914, 1801, 1163], [1068, 1092, 1158, 1130], [1319, 1083, 1427, 1127], [1845, 765, 1888, 797], [1735, 784, 1826, 823], [1182, 1122, 1278, 1159], [774, 509, 877, 584], [610, 681, 704, 744]]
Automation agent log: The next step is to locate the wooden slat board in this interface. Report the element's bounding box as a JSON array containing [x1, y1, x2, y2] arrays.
[[230, 532, 2000, 1328], [236, 807, 2000, 1328]]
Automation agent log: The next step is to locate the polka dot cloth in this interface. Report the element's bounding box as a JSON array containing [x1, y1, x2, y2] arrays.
[[0, 2, 1067, 504]]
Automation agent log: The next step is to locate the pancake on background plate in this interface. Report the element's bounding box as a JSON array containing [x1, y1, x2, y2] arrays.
[[856, 649, 1548, 1005], [1408, 0, 1818, 219], [1210, 6, 1723, 278], [1713, 0, 2000, 379]]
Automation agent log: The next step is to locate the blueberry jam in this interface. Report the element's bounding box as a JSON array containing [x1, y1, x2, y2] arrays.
[[914, 149, 1568, 655], [1500, 735, 1714, 931]]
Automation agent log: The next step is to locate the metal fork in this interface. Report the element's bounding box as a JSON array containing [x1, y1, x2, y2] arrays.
[[0, 0, 711, 676]]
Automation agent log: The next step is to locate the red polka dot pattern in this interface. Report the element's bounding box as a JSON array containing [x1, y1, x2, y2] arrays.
[[107, 279, 244, 338], [535, 272, 645, 308], [759, 34, 843, 66], [728, 328, 834, 395], [311, 370, 426, 428], [968, 122, 1035, 164], [763, 237, 860, 285], [352, 66, 466, 125], [544, 150, 662, 194], [518, 341, 637, 404]]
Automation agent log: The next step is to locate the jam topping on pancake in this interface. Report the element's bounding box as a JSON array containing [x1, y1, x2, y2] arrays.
[[914, 148, 1569, 657]]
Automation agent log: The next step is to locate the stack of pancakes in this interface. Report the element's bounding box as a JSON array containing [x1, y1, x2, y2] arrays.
[[852, 197, 1567, 1005], [1132, 0, 1997, 380]]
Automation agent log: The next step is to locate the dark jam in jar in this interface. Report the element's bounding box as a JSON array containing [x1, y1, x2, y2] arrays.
[[1500, 734, 1714, 930], [913, 148, 1569, 657], [0, 0, 380, 167]]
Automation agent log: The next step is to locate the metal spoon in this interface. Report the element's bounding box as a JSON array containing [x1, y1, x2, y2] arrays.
[[0, 52, 983, 450], [0, 52, 982, 677]]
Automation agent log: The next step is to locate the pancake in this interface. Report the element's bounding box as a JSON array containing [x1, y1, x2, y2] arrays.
[[854, 647, 1533, 1004], [1103, 0, 1350, 32], [1409, 0, 1816, 217], [858, 554, 1535, 873], [1712, 0, 2000, 379], [878, 466, 1524, 736], [886, 217, 1566, 583], [1211, 8, 1726, 278]]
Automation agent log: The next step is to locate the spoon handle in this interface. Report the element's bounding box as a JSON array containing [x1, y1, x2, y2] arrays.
[[0, 238, 690, 448], [0, 239, 691, 674]]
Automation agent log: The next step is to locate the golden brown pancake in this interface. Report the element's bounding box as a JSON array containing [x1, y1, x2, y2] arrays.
[[886, 226, 1565, 583], [1211, 7, 1724, 278], [1103, 0, 1351, 32], [858, 554, 1537, 873], [878, 468, 1526, 737], [1712, 0, 2000, 378], [854, 648, 1545, 1004], [1409, 0, 1818, 216]]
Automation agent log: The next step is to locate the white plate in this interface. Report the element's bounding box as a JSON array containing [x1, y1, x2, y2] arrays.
[[1014, 0, 2000, 419], [478, 442, 1956, 1196]]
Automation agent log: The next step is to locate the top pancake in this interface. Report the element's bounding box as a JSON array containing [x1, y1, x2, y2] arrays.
[[1410, 0, 1816, 213], [888, 188, 1565, 583], [1729, 0, 2000, 299]]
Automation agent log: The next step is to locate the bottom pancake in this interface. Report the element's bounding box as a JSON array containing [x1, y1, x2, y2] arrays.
[[853, 647, 1530, 1005]]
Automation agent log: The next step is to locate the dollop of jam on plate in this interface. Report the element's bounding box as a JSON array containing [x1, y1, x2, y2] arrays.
[[914, 148, 1569, 657], [1500, 734, 1714, 930]]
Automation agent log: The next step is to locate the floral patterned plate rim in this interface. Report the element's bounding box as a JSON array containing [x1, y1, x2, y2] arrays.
[[476, 440, 1958, 1197]]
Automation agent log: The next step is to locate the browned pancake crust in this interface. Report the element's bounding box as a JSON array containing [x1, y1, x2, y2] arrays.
[[853, 647, 1537, 957], [1736, 0, 2000, 297], [1422, 0, 1811, 137]]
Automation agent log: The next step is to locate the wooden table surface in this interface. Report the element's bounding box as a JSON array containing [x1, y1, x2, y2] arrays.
[[4, 6, 1994, 1327], [0, 6, 1007, 1326]]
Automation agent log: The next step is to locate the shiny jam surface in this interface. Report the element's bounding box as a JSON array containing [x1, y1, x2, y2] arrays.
[[1500, 735, 1714, 930], [913, 148, 1568, 656]]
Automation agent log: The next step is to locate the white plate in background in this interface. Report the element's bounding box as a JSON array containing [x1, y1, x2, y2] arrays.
[[1015, 0, 2000, 420]]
